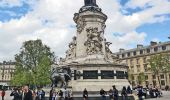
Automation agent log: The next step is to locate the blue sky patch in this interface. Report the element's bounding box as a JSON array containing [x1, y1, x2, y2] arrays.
[[137, 20, 170, 44], [0, 2, 31, 22]]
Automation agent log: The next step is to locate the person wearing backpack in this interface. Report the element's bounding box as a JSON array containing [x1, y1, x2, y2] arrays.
[[137, 86, 143, 100]]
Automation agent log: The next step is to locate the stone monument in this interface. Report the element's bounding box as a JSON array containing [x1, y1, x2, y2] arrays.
[[59, 0, 130, 92]]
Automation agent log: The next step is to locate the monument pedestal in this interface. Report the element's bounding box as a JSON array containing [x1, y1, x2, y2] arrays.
[[58, 0, 130, 92]]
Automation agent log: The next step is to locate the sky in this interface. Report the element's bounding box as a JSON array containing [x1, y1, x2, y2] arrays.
[[0, 0, 170, 62]]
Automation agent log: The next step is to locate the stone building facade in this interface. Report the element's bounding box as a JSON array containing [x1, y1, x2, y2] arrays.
[[0, 61, 15, 86], [116, 41, 170, 88]]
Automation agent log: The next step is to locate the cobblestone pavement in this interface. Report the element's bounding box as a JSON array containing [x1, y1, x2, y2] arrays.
[[147, 91, 170, 100]]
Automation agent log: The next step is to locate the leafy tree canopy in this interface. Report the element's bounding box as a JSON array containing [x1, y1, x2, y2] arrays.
[[11, 39, 55, 86]]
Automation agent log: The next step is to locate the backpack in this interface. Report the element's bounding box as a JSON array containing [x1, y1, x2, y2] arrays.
[[138, 88, 143, 96]]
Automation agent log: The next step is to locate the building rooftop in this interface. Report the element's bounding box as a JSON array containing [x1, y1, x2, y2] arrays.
[[116, 41, 170, 54], [0, 61, 15, 65]]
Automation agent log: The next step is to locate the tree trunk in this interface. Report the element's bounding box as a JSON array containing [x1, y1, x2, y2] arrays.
[[157, 75, 161, 89], [165, 73, 168, 86]]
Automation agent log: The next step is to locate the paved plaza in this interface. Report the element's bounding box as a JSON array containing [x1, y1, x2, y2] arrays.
[[147, 91, 170, 100]]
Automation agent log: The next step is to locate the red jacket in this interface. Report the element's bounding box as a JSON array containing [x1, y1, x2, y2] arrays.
[[1, 91, 5, 96]]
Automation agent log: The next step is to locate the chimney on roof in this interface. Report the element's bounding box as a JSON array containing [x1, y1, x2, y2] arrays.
[[119, 48, 125, 53], [137, 44, 143, 49], [150, 41, 157, 46]]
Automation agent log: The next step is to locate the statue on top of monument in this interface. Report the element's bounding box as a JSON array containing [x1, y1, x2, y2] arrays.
[[84, 0, 97, 6], [80, 0, 101, 13]]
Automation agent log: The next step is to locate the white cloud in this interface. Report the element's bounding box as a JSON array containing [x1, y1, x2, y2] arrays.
[[0, 0, 170, 61]]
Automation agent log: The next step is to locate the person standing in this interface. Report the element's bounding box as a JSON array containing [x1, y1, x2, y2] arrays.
[[83, 88, 88, 100], [64, 88, 69, 100], [68, 90, 73, 100], [108, 89, 113, 100], [52, 90, 56, 100], [127, 86, 132, 94], [23, 85, 33, 100], [37, 89, 45, 100], [112, 85, 118, 100], [121, 86, 127, 100], [1, 89, 5, 100], [137, 86, 143, 100], [10, 88, 20, 100], [49, 88, 53, 100], [59, 90, 63, 100]]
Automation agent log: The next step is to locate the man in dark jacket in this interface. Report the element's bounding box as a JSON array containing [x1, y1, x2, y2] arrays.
[[23, 85, 33, 100], [112, 85, 119, 100], [10, 88, 20, 100]]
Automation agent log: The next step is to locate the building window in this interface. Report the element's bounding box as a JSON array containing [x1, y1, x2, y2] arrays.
[[101, 71, 114, 79], [145, 75, 148, 80], [137, 65, 140, 72], [162, 46, 166, 51], [117, 55, 119, 58], [133, 51, 136, 56], [127, 52, 130, 57], [153, 80, 157, 86], [144, 64, 148, 72], [83, 70, 98, 79], [116, 71, 125, 79], [147, 49, 150, 53], [143, 57, 147, 63], [136, 58, 139, 64], [131, 66, 134, 72], [160, 74, 164, 79], [140, 50, 143, 54], [154, 47, 158, 52], [152, 75, 156, 79], [161, 80, 165, 86], [130, 59, 133, 65], [132, 76, 135, 80], [145, 81, 149, 85], [122, 54, 125, 58]]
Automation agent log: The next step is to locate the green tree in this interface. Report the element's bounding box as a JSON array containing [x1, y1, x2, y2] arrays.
[[11, 39, 54, 86], [128, 69, 133, 84], [162, 54, 170, 85], [137, 72, 145, 85], [148, 54, 169, 88]]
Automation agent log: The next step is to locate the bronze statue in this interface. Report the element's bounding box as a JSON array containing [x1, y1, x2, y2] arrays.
[[50, 67, 71, 88]]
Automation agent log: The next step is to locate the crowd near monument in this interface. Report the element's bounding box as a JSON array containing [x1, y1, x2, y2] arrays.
[[53, 0, 130, 92]]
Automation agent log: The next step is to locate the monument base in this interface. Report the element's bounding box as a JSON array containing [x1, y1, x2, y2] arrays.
[[64, 63, 130, 92], [69, 79, 130, 92]]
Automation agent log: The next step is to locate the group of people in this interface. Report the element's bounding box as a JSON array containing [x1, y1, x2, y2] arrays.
[[83, 85, 132, 100], [49, 88, 73, 100], [1, 84, 164, 100], [0, 85, 46, 100], [134, 85, 162, 100], [10, 85, 33, 100]]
